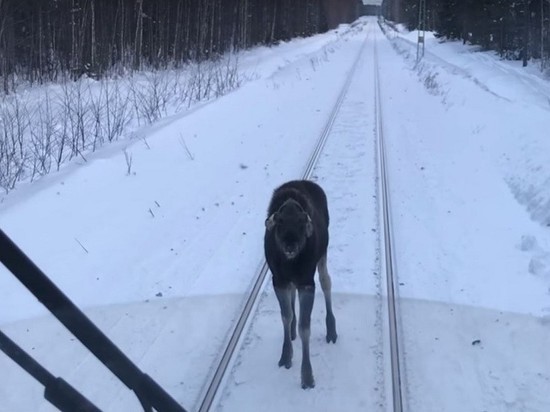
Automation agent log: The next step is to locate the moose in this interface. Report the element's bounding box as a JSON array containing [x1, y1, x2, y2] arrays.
[[264, 180, 337, 389]]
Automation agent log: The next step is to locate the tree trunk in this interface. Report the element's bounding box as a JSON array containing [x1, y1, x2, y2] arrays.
[[134, 0, 143, 70], [523, 0, 530, 67], [91, 0, 96, 72]]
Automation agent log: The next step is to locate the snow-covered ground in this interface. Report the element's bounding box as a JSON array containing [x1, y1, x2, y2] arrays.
[[380, 21, 550, 411], [1, 17, 549, 412]]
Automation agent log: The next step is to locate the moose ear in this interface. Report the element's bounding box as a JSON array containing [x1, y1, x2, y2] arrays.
[[265, 213, 278, 231], [305, 214, 313, 237]]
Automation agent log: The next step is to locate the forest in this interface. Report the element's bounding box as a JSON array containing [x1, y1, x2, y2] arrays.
[[3, 2, 549, 91], [0, 0, 359, 192], [0, 0, 359, 94], [384, 0, 550, 68]]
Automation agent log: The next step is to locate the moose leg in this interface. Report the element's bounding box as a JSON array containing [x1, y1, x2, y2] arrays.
[[274, 285, 293, 369], [298, 285, 315, 389], [318, 254, 337, 343], [290, 283, 297, 341]]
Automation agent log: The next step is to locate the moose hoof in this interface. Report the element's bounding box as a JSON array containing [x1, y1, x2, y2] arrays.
[[326, 315, 337, 343], [326, 331, 338, 344], [301, 375, 315, 389], [278, 343, 293, 369], [278, 357, 292, 369], [301, 363, 314, 389]]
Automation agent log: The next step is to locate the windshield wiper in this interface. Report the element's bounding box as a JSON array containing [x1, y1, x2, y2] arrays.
[[0, 229, 187, 412], [0, 329, 101, 411]]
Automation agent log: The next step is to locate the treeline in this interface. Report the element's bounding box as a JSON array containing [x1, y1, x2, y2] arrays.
[[0, 0, 361, 193], [386, 0, 550, 67], [0, 0, 354, 94]]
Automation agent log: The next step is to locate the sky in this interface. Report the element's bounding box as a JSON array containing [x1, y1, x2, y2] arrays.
[[0, 16, 549, 412]]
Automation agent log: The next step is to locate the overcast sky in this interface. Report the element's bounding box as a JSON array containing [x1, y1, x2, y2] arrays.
[[363, 0, 383, 5]]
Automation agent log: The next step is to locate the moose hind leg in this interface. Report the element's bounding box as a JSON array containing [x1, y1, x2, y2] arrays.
[[318, 254, 337, 343], [274, 286, 293, 369], [298, 285, 315, 389]]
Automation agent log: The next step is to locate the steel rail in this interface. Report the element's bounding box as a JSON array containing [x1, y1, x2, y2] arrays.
[[196, 33, 370, 412], [373, 20, 404, 412]]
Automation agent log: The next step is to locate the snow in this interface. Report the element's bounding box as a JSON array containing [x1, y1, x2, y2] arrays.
[[379, 20, 550, 411], [1, 17, 550, 412]]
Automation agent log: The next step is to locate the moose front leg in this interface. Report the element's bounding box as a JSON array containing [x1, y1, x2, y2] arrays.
[[298, 285, 315, 389], [274, 285, 293, 369], [290, 283, 297, 341], [317, 254, 337, 343]]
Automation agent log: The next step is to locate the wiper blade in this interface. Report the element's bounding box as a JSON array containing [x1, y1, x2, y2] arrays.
[[0, 229, 187, 412], [0, 329, 101, 412]]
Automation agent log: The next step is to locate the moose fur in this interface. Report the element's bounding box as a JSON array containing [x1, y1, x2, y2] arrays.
[[264, 180, 337, 389]]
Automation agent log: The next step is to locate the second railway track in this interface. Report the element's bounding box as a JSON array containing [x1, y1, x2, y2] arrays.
[[373, 19, 404, 412]]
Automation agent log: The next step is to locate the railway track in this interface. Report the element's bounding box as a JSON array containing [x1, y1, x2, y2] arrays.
[[197, 20, 404, 412], [374, 20, 404, 412], [196, 29, 370, 412]]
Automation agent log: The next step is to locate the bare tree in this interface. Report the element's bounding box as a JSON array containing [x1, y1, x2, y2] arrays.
[[134, 0, 144, 70], [0, 0, 338, 193]]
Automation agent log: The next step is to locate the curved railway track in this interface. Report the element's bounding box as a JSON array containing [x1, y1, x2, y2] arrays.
[[197, 19, 404, 412]]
